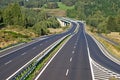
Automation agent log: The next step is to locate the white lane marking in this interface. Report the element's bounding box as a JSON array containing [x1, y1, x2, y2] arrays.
[[72, 51, 75, 54], [5, 60, 12, 65], [74, 46, 76, 49], [89, 34, 120, 65], [34, 35, 72, 80], [83, 26, 95, 80], [21, 52, 27, 56], [66, 69, 69, 76], [0, 38, 47, 58], [70, 57, 72, 62]]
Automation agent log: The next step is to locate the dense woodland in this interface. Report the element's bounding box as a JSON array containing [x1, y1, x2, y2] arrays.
[[0, 3, 60, 36], [0, 0, 120, 34], [67, 0, 120, 33]]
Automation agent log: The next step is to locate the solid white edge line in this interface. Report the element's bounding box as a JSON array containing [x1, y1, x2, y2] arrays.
[[82, 24, 95, 80], [6, 40, 51, 80], [34, 35, 73, 80], [88, 34, 120, 65], [0, 38, 46, 58], [66, 69, 69, 76]]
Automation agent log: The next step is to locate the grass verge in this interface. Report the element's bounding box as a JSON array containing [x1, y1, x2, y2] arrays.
[[25, 35, 71, 80], [86, 25, 120, 60], [94, 35, 120, 60], [86, 26, 120, 80], [57, 2, 74, 11]]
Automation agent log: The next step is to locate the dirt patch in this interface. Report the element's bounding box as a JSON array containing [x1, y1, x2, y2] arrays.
[[46, 9, 66, 17], [48, 28, 63, 34], [86, 25, 120, 59]]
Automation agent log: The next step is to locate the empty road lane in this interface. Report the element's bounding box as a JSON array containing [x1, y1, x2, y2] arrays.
[[36, 22, 93, 80], [0, 21, 77, 80]]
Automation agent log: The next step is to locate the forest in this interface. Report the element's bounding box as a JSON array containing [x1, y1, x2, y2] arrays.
[[0, 0, 120, 33], [0, 2, 60, 48], [0, 0, 120, 48], [0, 3, 60, 35], [67, 0, 120, 33]]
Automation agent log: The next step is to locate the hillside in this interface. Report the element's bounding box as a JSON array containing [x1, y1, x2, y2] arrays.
[[1, 0, 120, 49], [0, 3, 62, 49], [67, 0, 120, 33]]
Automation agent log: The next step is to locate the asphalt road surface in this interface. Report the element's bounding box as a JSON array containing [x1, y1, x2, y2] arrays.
[[86, 33, 120, 74], [36, 22, 93, 80], [0, 21, 120, 80], [0, 22, 77, 80]]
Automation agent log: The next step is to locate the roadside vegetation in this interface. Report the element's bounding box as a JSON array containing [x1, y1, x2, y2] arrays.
[[86, 26, 120, 80], [102, 32, 120, 46], [15, 35, 71, 80], [0, 0, 74, 49], [86, 26, 120, 60], [0, 3, 61, 49], [67, 0, 120, 33], [57, 2, 74, 11]]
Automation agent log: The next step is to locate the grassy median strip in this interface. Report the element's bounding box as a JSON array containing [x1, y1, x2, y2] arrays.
[[94, 35, 120, 61], [25, 36, 70, 80], [86, 26, 120, 60], [86, 26, 120, 80]]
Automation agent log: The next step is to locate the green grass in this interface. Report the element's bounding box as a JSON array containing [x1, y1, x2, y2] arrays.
[[26, 36, 70, 80], [57, 2, 74, 11], [42, 2, 74, 11]]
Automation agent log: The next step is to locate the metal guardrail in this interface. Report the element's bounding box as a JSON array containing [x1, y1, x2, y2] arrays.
[[11, 34, 70, 80]]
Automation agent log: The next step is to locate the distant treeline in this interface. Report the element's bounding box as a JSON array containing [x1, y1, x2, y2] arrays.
[[1, 0, 120, 33], [67, 0, 120, 33], [0, 0, 74, 8], [0, 3, 60, 36]]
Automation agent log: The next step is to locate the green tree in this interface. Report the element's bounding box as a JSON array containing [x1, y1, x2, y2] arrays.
[[106, 16, 117, 32], [33, 21, 48, 35], [87, 11, 105, 27], [0, 9, 3, 23], [97, 21, 107, 33], [3, 3, 24, 26]]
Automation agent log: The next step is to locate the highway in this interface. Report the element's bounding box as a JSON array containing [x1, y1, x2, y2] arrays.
[[86, 34, 120, 74], [35, 22, 120, 80], [35, 22, 93, 80], [0, 22, 76, 80], [0, 20, 120, 80]]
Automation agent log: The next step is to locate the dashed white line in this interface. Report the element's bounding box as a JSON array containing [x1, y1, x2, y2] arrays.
[[5, 60, 12, 65], [74, 46, 76, 49], [66, 69, 69, 76], [0, 38, 47, 58], [70, 57, 72, 62], [34, 36, 71, 80], [21, 52, 27, 56], [72, 51, 75, 54]]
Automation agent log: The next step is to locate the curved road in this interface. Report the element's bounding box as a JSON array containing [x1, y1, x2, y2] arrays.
[[0, 22, 77, 80], [0, 20, 120, 80]]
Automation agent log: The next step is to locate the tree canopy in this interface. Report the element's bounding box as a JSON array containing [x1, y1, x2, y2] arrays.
[[67, 0, 120, 33]]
